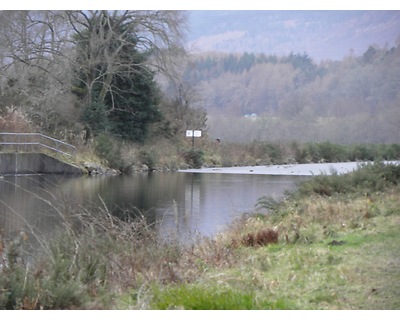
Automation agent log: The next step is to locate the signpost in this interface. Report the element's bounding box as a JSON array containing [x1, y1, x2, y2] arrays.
[[186, 130, 202, 148]]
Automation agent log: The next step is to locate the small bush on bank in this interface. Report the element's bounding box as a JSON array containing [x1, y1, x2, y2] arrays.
[[0, 233, 98, 309], [181, 148, 204, 168], [94, 133, 124, 170], [292, 141, 308, 164], [137, 148, 158, 171]]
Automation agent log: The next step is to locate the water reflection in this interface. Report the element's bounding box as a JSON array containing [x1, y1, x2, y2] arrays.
[[158, 173, 308, 241], [0, 173, 307, 243]]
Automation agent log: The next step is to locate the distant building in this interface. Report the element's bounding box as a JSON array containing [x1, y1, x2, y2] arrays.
[[244, 113, 258, 120]]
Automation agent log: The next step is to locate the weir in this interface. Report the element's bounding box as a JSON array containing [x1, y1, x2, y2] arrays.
[[0, 153, 83, 175]]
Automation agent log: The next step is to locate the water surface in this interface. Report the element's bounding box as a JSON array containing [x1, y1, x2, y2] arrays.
[[0, 172, 306, 243]]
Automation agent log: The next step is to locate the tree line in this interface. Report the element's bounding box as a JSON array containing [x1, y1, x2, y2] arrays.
[[184, 45, 400, 143]]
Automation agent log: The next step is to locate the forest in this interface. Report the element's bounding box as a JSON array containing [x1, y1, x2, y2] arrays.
[[183, 46, 400, 143]]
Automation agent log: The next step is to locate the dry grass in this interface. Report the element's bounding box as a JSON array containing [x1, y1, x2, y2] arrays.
[[241, 229, 279, 247]]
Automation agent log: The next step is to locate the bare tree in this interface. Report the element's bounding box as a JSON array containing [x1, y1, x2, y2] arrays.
[[0, 11, 72, 83], [0, 11, 79, 134], [66, 10, 188, 108]]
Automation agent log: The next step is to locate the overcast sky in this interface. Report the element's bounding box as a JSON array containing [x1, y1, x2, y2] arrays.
[[1, 0, 399, 10]]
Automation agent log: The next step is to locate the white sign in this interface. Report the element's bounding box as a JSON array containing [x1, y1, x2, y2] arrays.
[[193, 130, 202, 137], [186, 130, 202, 137]]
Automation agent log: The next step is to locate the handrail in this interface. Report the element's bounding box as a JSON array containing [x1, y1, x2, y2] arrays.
[[0, 132, 76, 158]]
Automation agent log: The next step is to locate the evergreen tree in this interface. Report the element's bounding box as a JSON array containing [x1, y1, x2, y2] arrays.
[[71, 11, 163, 142], [82, 97, 109, 135], [105, 53, 162, 142]]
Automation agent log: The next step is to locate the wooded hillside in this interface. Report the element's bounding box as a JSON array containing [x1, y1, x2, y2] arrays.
[[183, 45, 400, 143]]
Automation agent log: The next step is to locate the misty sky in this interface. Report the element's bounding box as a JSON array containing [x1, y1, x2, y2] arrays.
[[186, 10, 400, 61]]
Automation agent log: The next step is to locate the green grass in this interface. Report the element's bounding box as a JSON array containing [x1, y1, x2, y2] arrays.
[[150, 284, 297, 310], [199, 220, 398, 309], [144, 210, 399, 310]]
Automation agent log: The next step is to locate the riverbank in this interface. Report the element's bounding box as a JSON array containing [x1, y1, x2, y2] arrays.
[[1, 162, 399, 309], [153, 162, 400, 309]]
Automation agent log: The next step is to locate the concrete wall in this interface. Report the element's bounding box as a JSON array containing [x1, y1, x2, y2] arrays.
[[0, 153, 83, 175]]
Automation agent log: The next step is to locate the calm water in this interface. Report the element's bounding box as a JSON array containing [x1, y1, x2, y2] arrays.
[[0, 172, 307, 243]]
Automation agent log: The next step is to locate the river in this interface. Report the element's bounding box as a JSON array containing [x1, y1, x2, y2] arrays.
[[0, 171, 309, 244], [3, 161, 391, 244]]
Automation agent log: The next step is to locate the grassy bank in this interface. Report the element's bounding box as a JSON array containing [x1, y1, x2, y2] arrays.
[[75, 134, 400, 171], [200, 140, 400, 168], [1, 163, 399, 309], [148, 162, 400, 310]]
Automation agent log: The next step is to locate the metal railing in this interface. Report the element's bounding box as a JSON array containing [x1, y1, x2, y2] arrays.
[[0, 132, 76, 158]]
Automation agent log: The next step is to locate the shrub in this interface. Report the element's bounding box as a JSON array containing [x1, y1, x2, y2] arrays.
[[138, 149, 158, 170], [94, 133, 124, 169], [181, 148, 204, 168], [317, 142, 347, 162], [292, 141, 308, 164], [255, 196, 283, 212], [385, 144, 400, 160], [263, 142, 285, 164], [0, 233, 95, 309]]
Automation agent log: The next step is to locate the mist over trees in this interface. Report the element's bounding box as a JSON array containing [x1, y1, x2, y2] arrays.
[[0, 10, 399, 148], [184, 46, 400, 144]]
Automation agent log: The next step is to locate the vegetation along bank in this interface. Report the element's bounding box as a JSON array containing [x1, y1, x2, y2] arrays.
[[1, 162, 399, 309]]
